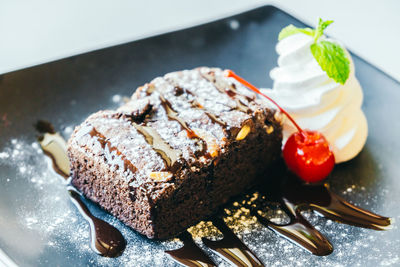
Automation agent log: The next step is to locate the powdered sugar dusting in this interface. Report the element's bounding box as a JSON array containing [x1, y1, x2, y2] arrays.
[[0, 127, 399, 266], [0, 82, 399, 266]]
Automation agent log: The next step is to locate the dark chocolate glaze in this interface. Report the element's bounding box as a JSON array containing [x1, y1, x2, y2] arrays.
[[159, 94, 198, 139], [204, 111, 227, 128], [250, 199, 333, 256], [189, 99, 227, 128], [202, 217, 264, 267], [165, 231, 216, 267], [230, 83, 254, 102], [280, 179, 392, 231], [68, 187, 126, 257], [35, 120, 56, 134], [165, 77, 228, 129], [158, 93, 211, 158], [199, 70, 251, 113], [36, 121, 126, 258], [183, 91, 228, 129], [249, 169, 392, 256], [35, 121, 70, 179], [89, 127, 137, 174], [145, 83, 210, 158]]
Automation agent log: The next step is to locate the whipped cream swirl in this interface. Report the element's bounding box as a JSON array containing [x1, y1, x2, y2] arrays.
[[261, 33, 367, 163]]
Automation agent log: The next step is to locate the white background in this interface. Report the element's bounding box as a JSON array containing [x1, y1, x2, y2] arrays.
[[0, 0, 399, 81]]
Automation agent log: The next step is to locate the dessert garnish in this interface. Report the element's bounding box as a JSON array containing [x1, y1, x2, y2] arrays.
[[279, 18, 350, 84], [263, 19, 368, 163], [225, 70, 334, 182]]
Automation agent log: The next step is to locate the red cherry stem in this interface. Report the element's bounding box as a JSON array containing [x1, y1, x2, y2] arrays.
[[225, 70, 304, 134]]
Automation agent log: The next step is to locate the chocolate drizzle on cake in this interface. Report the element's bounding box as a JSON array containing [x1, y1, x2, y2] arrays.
[[158, 93, 210, 157], [165, 78, 228, 129], [89, 127, 137, 174], [159, 94, 199, 139], [199, 70, 251, 113], [35, 121, 126, 258], [204, 111, 227, 128], [143, 83, 212, 159], [187, 94, 227, 128]]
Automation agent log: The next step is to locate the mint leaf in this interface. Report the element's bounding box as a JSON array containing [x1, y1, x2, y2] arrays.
[[278, 24, 315, 41], [313, 18, 334, 43], [277, 18, 350, 84], [311, 40, 350, 84]]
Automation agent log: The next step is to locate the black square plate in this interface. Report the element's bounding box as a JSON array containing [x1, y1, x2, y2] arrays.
[[1, 5, 399, 267]]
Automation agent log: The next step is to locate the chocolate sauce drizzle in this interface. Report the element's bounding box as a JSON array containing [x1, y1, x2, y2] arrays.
[[36, 120, 70, 178], [250, 200, 333, 256], [89, 127, 137, 174], [157, 93, 211, 158], [168, 174, 392, 264], [166, 79, 227, 129], [143, 85, 210, 158], [199, 70, 251, 113], [159, 94, 199, 139], [35, 120, 126, 257], [188, 97, 227, 128], [241, 173, 392, 257], [202, 217, 264, 267], [165, 231, 216, 267], [203, 111, 227, 128], [279, 179, 392, 231], [68, 187, 126, 257]]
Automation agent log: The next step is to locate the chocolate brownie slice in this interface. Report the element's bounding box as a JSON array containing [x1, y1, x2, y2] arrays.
[[67, 67, 282, 239]]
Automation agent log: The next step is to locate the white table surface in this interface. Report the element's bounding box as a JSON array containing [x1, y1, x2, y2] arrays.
[[1, 0, 399, 81]]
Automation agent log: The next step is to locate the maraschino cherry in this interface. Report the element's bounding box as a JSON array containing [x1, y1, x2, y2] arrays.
[[224, 70, 335, 183]]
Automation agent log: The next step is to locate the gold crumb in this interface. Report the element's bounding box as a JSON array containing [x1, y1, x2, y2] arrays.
[[149, 171, 172, 181], [250, 193, 258, 202]]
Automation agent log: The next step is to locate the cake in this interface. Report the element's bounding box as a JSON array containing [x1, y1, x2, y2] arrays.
[[67, 67, 282, 239]]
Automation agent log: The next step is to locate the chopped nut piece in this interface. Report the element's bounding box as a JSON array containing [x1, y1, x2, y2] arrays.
[[274, 111, 283, 123], [149, 171, 173, 182], [236, 124, 251, 140], [265, 125, 274, 134], [192, 128, 220, 157]]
